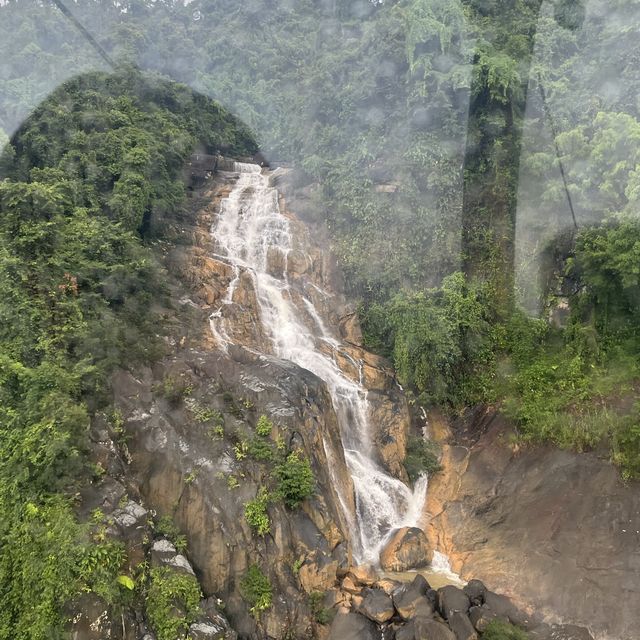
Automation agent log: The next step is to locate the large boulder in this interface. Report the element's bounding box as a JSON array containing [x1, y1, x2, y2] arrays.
[[448, 611, 478, 640], [328, 611, 382, 640], [188, 621, 230, 640], [359, 588, 396, 624], [375, 578, 404, 595], [150, 538, 196, 576], [396, 618, 456, 640], [393, 576, 434, 621], [345, 563, 378, 586], [463, 580, 486, 606], [468, 605, 497, 632], [341, 575, 362, 595], [483, 591, 532, 627], [437, 585, 470, 620], [395, 622, 417, 640], [380, 527, 432, 572], [413, 618, 456, 640]]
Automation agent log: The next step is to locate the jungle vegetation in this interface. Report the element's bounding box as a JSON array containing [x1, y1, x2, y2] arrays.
[[0, 68, 255, 638], [0, 0, 639, 632]]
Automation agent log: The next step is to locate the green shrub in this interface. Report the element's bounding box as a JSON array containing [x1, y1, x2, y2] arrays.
[[77, 539, 128, 604], [308, 591, 331, 625], [208, 424, 225, 440], [0, 498, 125, 639], [244, 487, 271, 536], [291, 557, 304, 575], [404, 437, 442, 482], [274, 451, 315, 509], [247, 436, 275, 461], [234, 440, 249, 461], [159, 375, 190, 405], [256, 414, 273, 437], [383, 272, 496, 408], [146, 567, 201, 640], [482, 619, 529, 640], [189, 402, 220, 424], [240, 565, 272, 616], [613, 405, 640, 480], [155, 515, 188, 554]]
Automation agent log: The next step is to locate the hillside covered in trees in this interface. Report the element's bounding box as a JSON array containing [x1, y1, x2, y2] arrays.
[[0, 69, 256, 637], [7, 0, 632, 473], [1, 0, 639, 637]]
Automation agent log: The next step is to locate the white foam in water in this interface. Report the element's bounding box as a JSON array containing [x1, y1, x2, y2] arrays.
[[431, 550, 465, 585], [209, 162, 428, 562]]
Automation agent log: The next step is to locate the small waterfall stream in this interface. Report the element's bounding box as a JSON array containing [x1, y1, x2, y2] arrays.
[[209, 162, 427, 563]]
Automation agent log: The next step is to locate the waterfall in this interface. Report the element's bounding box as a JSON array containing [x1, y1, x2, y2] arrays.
[[209, 162, 427, 563]]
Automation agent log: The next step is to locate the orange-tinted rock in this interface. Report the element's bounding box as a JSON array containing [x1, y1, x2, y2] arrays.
[[342, 575, 361, 595], [346, 564, 378, 586], [380, 527, 432, 572]]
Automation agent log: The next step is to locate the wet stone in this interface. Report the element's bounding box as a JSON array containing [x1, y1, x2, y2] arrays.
[[414, 618, 456, 640], [438, 585, 470, 620], [463, 579, 486, 606], [359, 588, 395, 624], [394, 578, 434, 621], [468, 605, 497, 632], [448, 611, 478, 640], [328, 611, 382, 640]]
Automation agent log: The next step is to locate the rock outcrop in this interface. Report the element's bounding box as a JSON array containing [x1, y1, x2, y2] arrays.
[[323, 566, 592, 640], [425, 408, 640, 640], [379, 526, 433, 572], [68, 489, 237, 640], [67, 164, 613, 640], [69, 165, 417, 638]]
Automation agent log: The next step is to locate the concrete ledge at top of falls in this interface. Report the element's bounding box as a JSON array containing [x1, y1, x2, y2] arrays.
[[425, 407, 640, 640]]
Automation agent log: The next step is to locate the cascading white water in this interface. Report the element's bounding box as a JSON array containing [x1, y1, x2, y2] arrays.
[[209, 162, 427, 563]]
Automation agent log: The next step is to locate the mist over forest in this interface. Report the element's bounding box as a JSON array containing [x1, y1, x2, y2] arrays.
[[0, 1, 639, 639]]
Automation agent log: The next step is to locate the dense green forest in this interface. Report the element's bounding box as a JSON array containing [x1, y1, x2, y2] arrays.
[[0, 0, 637, 482], [0, 69, 255, 638], [1, 3, 639, 449], [1, 0, 639, 635]]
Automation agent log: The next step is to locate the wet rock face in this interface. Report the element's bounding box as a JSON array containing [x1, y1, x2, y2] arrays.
[[328, 611, 381, 640], [438, 585, 470, 621], [69, 594, 115, 640], [425, 409, 640, 640], [379, 526, 432, 572], [358, 588, 395, 623], [111, 346, 353, 639]]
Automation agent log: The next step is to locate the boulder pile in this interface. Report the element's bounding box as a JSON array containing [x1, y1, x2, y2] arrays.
[[325, 565, 594, 640]]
